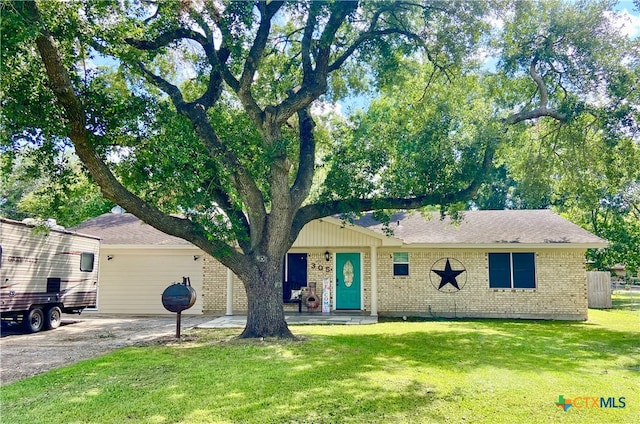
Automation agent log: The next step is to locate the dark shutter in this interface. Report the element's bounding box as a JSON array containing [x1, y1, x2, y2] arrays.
[[512, 253, 536, 288], [393, 263, 409, 276], [284, 253, 307, 300], [489, 253, 511, 288]]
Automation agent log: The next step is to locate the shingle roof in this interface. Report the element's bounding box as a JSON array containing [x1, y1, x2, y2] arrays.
[[71, 213, 192, 246], [74, 209, 607, 248], [353, 209, 608, 247]]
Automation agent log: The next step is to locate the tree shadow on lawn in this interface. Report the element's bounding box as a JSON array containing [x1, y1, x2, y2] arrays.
[[611, 291, 640, 311], [8, 319, 637, 424], [437, 321, 629, 364], [316, 320, 639, 374], [172, 320, 639, 422]]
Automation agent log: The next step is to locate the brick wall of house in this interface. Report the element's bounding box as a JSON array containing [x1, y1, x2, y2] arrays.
[[201, 255, 247, 313], [202, 248, 588, 320], [202, 250, 373, 314], [376, 248, 588, 320]]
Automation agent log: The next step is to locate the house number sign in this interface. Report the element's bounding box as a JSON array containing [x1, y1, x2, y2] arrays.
[[310, 262, 333, 273]]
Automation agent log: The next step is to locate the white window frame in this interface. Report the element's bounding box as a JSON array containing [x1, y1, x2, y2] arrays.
[[393, 252, 410, 276]]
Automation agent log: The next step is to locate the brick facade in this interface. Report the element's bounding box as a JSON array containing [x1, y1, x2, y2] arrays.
[[202, 247, 589, 320], [376, 248, 587, 320]]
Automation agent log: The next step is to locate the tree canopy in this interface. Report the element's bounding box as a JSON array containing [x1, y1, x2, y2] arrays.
[[2, 0, 638, 337]]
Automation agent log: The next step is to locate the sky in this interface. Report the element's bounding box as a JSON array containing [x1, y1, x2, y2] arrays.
[[614, 1, 640, 37]]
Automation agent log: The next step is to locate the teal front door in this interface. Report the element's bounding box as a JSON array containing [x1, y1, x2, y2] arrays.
[[336, 253, 361, 309]]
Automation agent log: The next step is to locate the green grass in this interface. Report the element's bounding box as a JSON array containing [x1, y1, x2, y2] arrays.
[[612, 289, 640, 311], [1, 304, 638, 424]]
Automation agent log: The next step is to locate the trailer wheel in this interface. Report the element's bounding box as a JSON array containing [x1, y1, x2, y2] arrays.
[[44, 306, 62, 330], [23, 308, 44, 333]]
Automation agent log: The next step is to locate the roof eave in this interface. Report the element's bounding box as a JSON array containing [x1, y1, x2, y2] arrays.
[[101, 244, 201, 250], [399, 242, 609, 250], [319, 216, 404, 244]]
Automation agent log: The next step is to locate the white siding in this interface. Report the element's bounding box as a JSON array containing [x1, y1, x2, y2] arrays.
[[96, 247, 203, 315], [293, 219, 394, 248]]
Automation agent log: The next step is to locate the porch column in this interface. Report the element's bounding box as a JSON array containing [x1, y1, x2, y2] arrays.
[[370, 245, 378, 316], [225, 267, 234, 316]]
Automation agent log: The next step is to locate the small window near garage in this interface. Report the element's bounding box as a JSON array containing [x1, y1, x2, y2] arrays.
[[488, 252, 536, 289], [80, 252, 95, 272], [393, 252, 409, 276]]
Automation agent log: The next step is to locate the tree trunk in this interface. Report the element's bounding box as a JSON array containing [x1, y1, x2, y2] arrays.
[[238, 259, 295, 339]]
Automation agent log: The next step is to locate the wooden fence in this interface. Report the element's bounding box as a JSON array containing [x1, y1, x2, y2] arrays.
[[587, 271, 612, 309]]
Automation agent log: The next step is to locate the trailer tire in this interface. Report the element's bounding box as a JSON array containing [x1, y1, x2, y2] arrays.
[[23, 308, 44, 333], [44, 306, 62, 330]]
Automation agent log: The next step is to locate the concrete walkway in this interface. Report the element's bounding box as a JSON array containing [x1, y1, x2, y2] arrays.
[[198, 314, 378, 329]]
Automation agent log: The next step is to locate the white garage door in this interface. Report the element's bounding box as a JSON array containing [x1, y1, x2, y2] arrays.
[[95, 247, 204, 315]]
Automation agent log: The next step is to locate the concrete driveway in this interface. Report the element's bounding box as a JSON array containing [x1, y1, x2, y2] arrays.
[[0, 313, 215, 386]]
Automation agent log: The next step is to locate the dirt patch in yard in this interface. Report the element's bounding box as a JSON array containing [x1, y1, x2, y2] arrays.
[[0, 314, 215, 386]]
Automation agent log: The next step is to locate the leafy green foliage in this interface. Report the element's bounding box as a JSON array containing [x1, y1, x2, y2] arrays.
[[486, 112, 640, 271], [320, 67, 505, 204], [0, 156, 113, 226]]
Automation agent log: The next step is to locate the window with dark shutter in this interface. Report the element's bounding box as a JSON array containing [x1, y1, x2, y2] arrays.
[[489, 252, 536, 289]]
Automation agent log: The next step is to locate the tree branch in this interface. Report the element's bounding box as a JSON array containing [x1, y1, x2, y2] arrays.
[[135, 62, 267, 251], [270, 1, 358, 127], [206, 184, 252, 253], [23, 1, 255, 269], [300, 1, 319, 77], [26, 6, 246, 268], [291, 136, 498, 239], [126, 26, 223, 110], [503, 58, 567, 124], [231, 1, 284, 134], [125, 28, 208, 51], [290, 105, 316, 208]]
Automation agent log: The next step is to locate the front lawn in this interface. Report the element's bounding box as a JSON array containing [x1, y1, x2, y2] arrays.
[[1, 305, 638, 424]]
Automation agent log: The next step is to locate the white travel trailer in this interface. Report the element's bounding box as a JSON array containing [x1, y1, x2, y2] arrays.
[[0, 218, 100, 333]]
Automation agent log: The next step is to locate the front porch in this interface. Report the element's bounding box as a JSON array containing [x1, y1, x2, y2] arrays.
[[197, 312, 378, 329]]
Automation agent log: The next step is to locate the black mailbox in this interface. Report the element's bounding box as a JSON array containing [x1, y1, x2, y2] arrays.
[[162, 277, 196, 313]]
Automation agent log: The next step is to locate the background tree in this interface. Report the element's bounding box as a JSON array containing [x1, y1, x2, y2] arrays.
[[2, 0, 637, 337], [0, 154, 113, 226]]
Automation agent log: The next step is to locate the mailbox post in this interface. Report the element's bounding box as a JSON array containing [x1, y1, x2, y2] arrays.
[[161, 277, 197, 338]]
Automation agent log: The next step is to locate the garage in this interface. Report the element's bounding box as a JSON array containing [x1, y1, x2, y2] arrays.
[[73, 211, 204, 315]]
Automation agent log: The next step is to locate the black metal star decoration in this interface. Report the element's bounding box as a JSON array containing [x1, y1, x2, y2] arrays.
[[432, 259, 465, 290]]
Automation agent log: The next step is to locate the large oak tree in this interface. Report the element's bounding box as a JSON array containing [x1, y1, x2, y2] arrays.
[[2, 0, 637, 337]]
